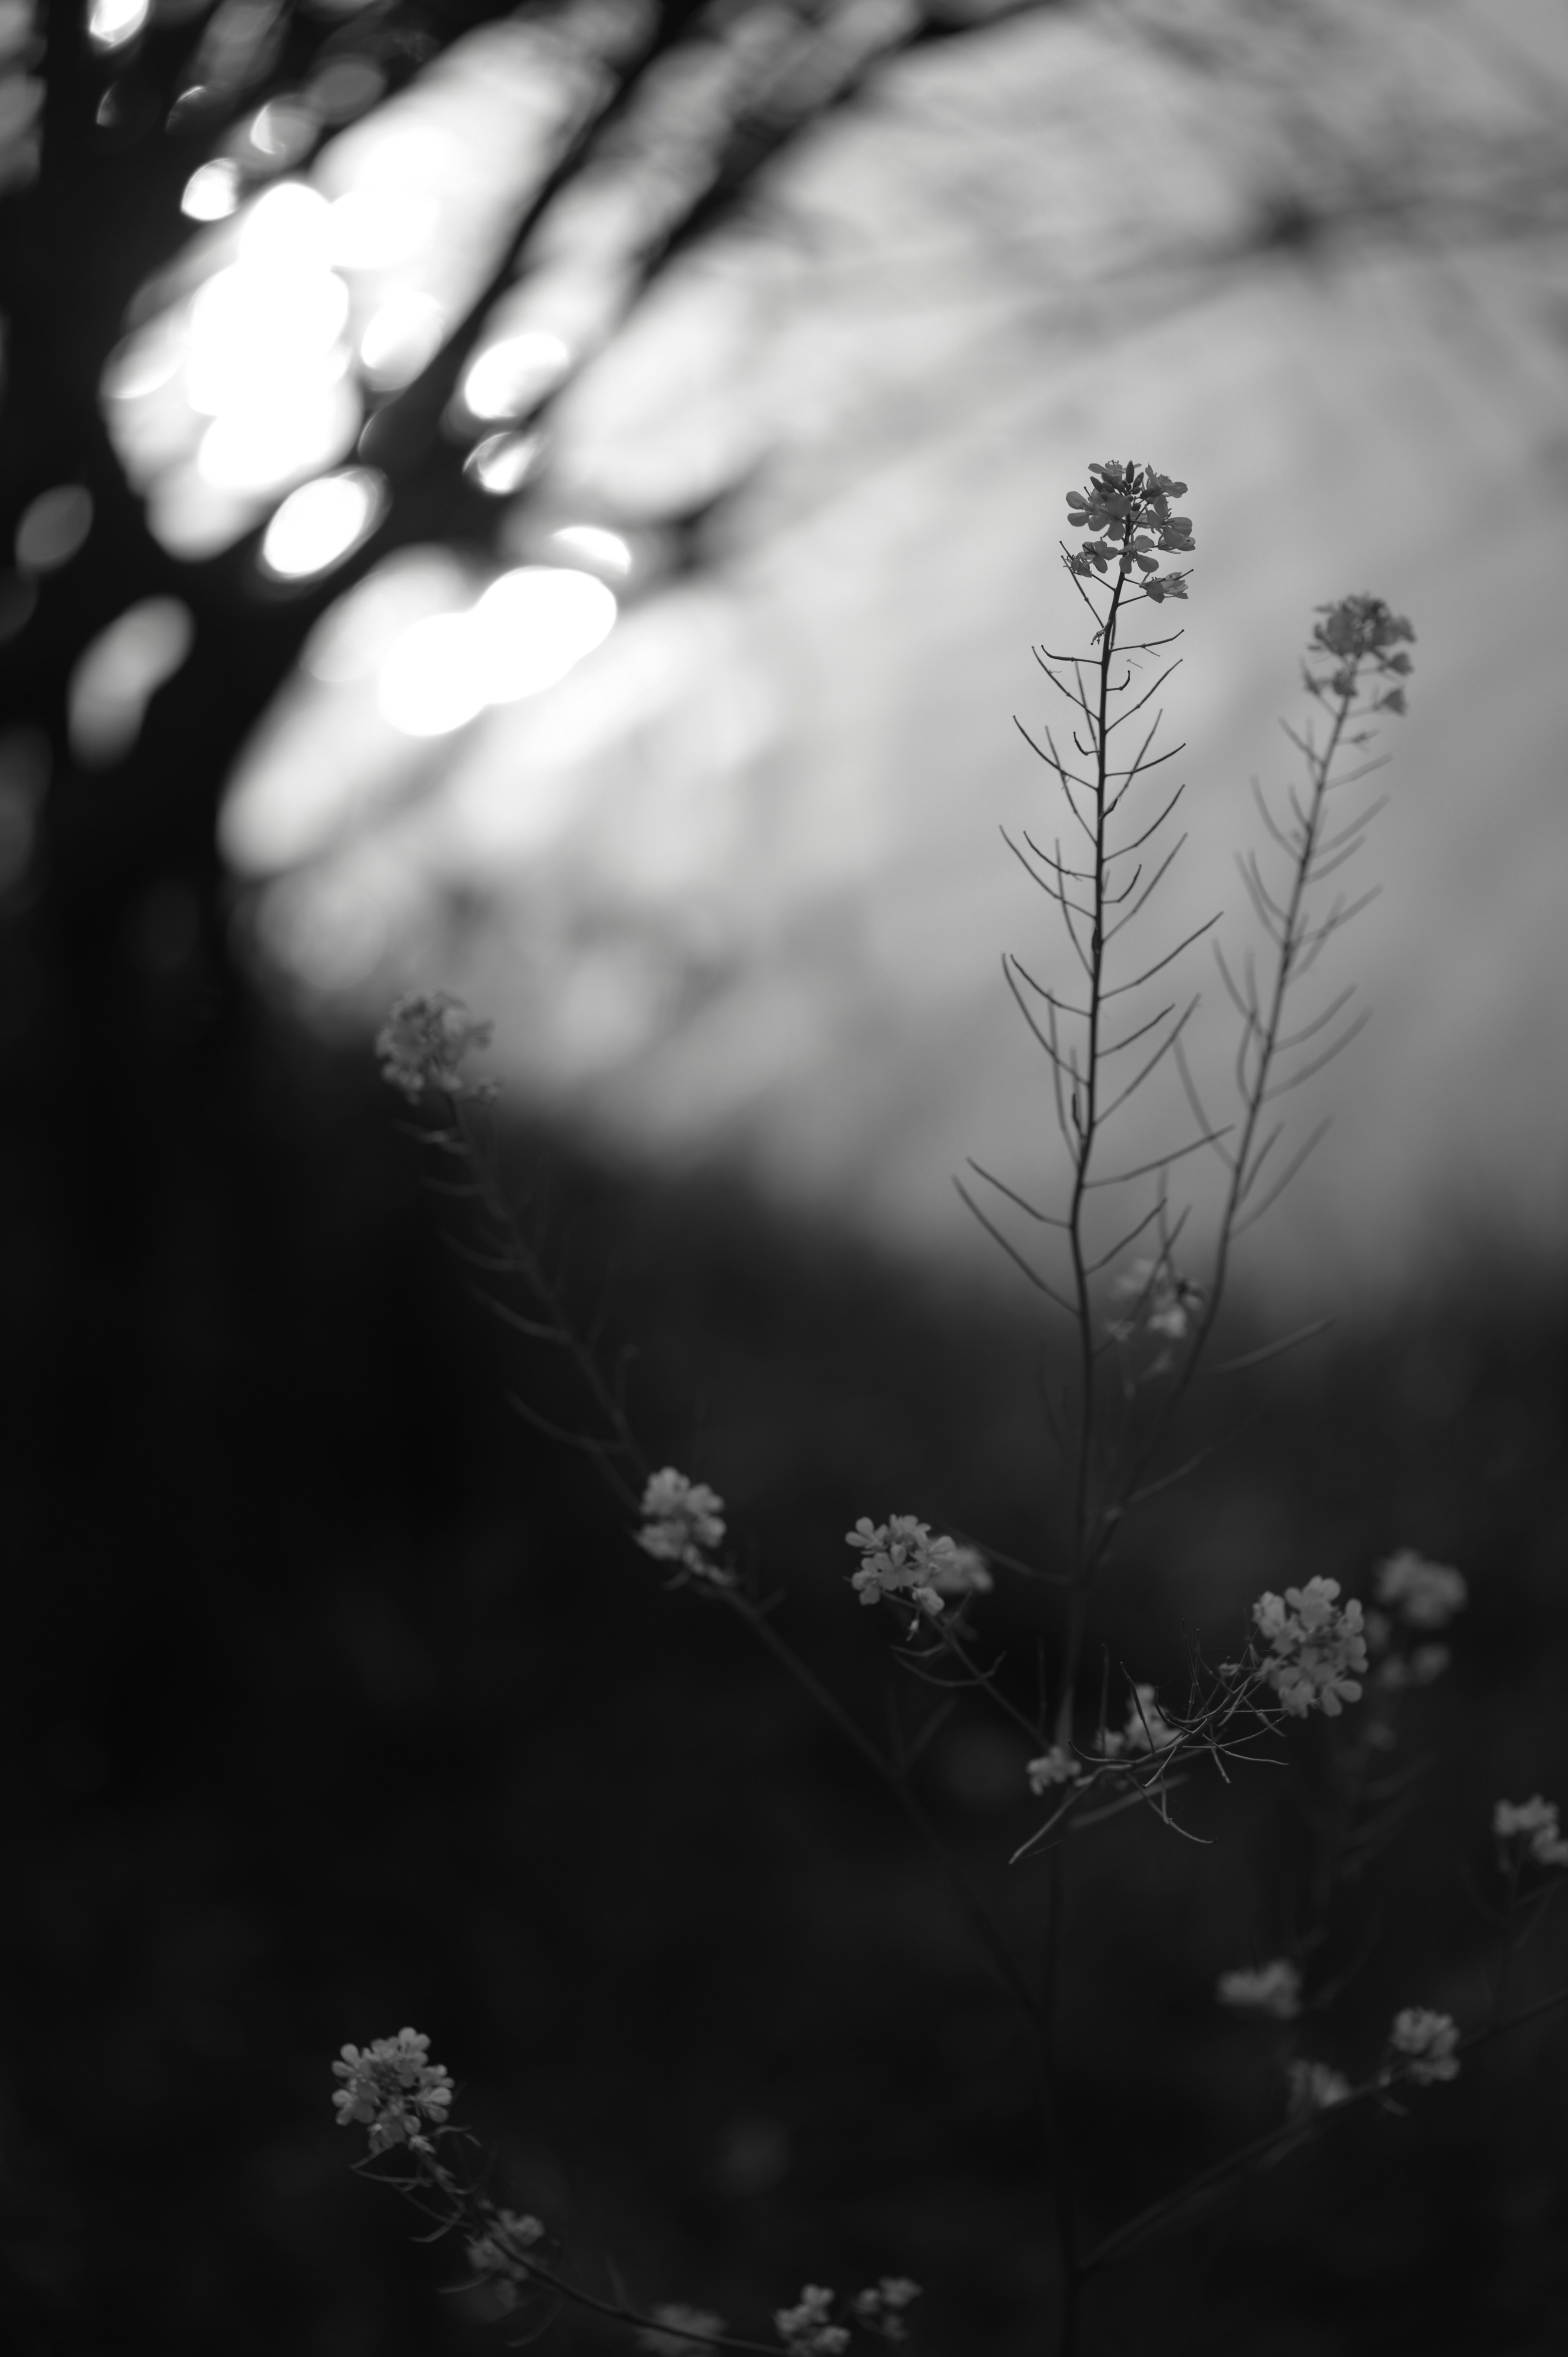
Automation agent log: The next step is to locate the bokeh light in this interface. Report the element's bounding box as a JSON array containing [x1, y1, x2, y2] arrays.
[[370, 564, 617, 738], [464, 431, 545, 495], [301, 548, 472, 688], [103, 20, 599, 559], [375, 611, 490, 739], [471, 566, 617, 702], [459, 330, 572, 421], [67, 599, 194, 767], [15, 485, 93, 574], [547, 524, 632, 578], [258, 468, 386, 581], [357, 292, 448, 390], [85, 0, 148, 54]]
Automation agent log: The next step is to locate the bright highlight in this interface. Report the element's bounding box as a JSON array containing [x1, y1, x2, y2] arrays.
[[259, 470, 387, 580], [375, 566, 617, 738], [182, 160, 243, 222], [473, 568, 618, 705], [460, 331, 570, 422], [87, 0, 149, 51]]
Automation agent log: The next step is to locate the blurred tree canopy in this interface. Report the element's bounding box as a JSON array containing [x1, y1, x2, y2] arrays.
[[2, 0, 1565, 1007]]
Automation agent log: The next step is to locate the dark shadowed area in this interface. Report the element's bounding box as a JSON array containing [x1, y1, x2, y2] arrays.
[[3, 1006, 1566, 2354]]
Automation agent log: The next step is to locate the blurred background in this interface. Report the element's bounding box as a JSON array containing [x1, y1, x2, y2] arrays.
[[2, 2, 1567, 2352]]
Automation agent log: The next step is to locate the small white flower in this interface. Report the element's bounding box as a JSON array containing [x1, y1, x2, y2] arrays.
[[1494, 1794, 1568, 1871], [1026, 1744, 1082, 1795], [851, 2280, 922, 2343], [331, 2025, 454, 2154], [1217, 1958, 1302, 2021], [1123, 1681, 1179, 1755], [1107, 1255, 1203, 1345], [1251, 1578, 1367, 1717], [1286, 2058, 1351, 2117], [1387, 2006, 1461, 2085], [1373, 1549, 1467, 1631], [468, 2208, 545, 2306], [376, 991, 496, 1104], [775, 2285, 849, 2356], [637, 1470, 731, 1585], [845, 1515, 959, 1610]]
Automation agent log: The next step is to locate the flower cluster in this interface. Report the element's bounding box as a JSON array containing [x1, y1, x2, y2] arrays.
[[376, 991, 497, 1104], [844, 1516, 973, 1617], [636, 1469, 732, 1586], [1217, 1957, 1302, 2021], [1285, 2058, 1351, 2118], [1065, 460, 1194, 602], [1252, 1579, 1368, 1717], [468, 2210, 546, 2309], [1106, 1256, 1203, 1346], [1307, 594, 1415, 711], [1373, 1549, 1466, 1629], [1365, 1550, 1465, 1688], [331, 2026, 454, 2155], [1026, 1742, 1082, 1795], [1494, 1794, 1568, 1872], [1386, 2006, 1461, 2085], [637, 2304, 728, 2355], [851, 2280, 922, 2343], [775, 2285, 849, 2356]]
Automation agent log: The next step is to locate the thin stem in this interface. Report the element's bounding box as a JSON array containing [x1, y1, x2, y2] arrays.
[[1078, 1977, 1568, 2277], [1041, 1846, 1083, 2357], [719, 1590, 1046, 2032]]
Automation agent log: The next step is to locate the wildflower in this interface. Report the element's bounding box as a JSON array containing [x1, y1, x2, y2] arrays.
[[637, 2304, 728, 2355], [844, 1516, 956, 1618], [1064, 461, 1194, 590], [376, 991, 496, 1104], [775, 2285, 849, 2356], [1252, 1577, 1368, 1717], [1026, 1744, 1082, 1795], [331, 2026, 454, 2154], [1107, 1258, 1203, 1345], [1494, 1795, 1568, 1871], [468, 2209, 546, 2307], [1286, 2058, 1351, 2118], [1386, 2006, 1461, 2085], [637, 1469, 732, 1586], [927, 1542, 993, 1599], [852, 2280, 922, 2343], [1123, 1681, 1180, 1755], [1307, 596, 1415, 708], [1373, 1549, 1466, 1631], [1217, 1958, 1302, 2020]]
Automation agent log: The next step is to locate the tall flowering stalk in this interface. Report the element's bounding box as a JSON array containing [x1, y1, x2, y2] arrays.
[[968, 459, 1204, 1745], [347, 481, 1568, 2357], [963, 466, 1415, 1773]]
